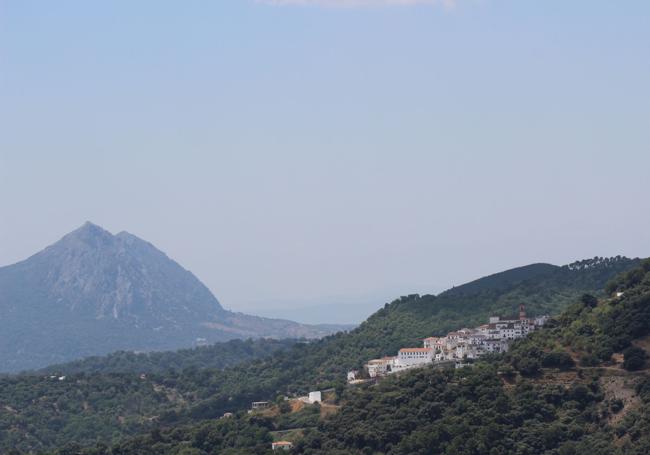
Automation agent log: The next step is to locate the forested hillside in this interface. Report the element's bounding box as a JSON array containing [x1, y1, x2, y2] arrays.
[[44, 258, 650, 455], [0, 257, 640, 453], [36, 338, 298, 376], [0, 339, 298, 452], [288, 259, 650, 454]]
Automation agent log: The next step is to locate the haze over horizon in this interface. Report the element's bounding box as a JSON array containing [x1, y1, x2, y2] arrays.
[[2, 1, 649, 323]]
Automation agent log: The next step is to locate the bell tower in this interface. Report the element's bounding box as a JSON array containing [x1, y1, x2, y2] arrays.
[[519, 304, 527, 321]]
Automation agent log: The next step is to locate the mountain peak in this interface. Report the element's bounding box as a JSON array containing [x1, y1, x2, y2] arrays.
[[52, 222, 115, 252], [79, 220, 107, 232], [0, 224, 346, 372], [69, 221, 113, 239]]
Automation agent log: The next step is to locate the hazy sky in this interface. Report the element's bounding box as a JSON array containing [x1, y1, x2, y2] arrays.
[[1, 1, 649, 323]]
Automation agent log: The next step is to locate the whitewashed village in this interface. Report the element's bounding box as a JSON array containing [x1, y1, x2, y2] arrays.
[[254, 305, 549, 451], [350, 305, 549, 381]]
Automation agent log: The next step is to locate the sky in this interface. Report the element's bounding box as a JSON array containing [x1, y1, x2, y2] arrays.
[[1, 1, 649, 324]]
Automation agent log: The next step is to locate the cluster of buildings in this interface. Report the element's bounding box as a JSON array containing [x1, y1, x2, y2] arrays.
[[359, 305, 549, 378]]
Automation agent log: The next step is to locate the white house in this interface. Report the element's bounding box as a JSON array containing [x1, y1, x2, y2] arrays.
[[423, 337, 439, 349], [534, 315, 549, 326], [272, 441, 294, 451], [434, 350, 448, 362], [479, 338, 510, 353], [308, 391, 322, 403], [468, 333, 487, 345], [366, 357, 395, 377], [251, 401, 270, 410], [455, 343, 481, 359]]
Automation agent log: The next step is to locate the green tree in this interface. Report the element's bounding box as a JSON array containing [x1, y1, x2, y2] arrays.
[[623, 346, 646, 371]]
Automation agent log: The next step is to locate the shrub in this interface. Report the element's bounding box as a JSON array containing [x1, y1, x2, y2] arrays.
[[610, 398, 624, 413], [580, 354, 599, 367], [542, 351, 575, 370], [517, 357, 541, 376], [580, 294, 598, 308], [623, 346, 646, 371], [594, 344, 614, 362]]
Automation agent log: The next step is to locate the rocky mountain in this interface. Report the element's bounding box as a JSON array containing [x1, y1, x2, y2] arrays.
[[0, 222, 351, 372]]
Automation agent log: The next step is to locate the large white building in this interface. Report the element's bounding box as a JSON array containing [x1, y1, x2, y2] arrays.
[[398, 347, 434, 367]]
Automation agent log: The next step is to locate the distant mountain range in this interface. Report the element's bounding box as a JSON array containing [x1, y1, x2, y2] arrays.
[[0, 222, 352, 372]]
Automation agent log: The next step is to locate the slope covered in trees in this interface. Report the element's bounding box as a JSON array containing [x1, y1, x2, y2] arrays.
[[0, 257, 641, 453], [290, 259, 650, 454], [36, 338, 298, 376], [0, 339, 298, 452], [50, 258, 650, 455]]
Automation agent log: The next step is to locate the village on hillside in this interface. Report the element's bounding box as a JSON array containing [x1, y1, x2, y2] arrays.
[[250, 305, 550, 451], [349, 305, 549, 381]]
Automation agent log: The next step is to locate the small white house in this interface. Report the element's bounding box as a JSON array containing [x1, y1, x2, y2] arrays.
[[272, 441, 294, 451], [251, 401, 270, 410], [308, 391, 322, 404], [366, 357, 395, 377]]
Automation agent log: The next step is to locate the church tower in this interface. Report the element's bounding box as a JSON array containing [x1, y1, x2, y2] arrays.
[[519, 304, 527, 321]]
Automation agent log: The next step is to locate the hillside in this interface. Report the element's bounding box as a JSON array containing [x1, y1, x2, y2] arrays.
[[0, 256, 639, 453], [35, 338, 298, 376], [286, 259, 650, 454], [44, 259, 650, 455], [0, 222, 349, 372]]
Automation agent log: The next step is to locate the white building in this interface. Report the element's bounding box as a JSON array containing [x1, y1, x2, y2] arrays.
[[366, 357, 395, 377], [423, 337, 440, 349], [479, 338, 510, 353], [468, 333, 487, 345], [534, 315, 549, 326], [251, 401, 270, 411], [308, 391, 322, 403], [272, 441, 294, 451], [455, 343, 482, 359], [434, 351, 448, 362], [398, 347, 433, 367]]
